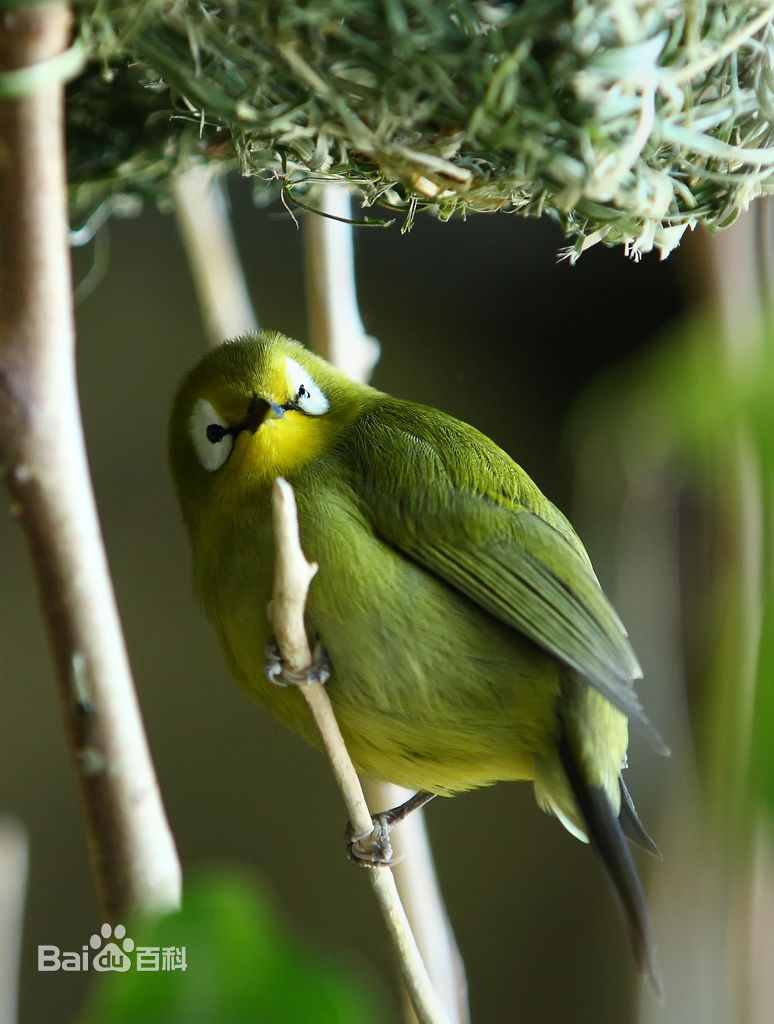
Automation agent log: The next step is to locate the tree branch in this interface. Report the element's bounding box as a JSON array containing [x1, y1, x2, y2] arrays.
[[303, 184, 469, 1024], [173, 166, 259, 346], [0, 2, 181, 920], [269, 478, 448, 1024], [302, 184, 380, 384], [172, 167, 461, 1022]]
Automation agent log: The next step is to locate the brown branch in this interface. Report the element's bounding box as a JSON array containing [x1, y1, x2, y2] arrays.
[[0, 2, 180, 919], [269, 479, 449, 1024]]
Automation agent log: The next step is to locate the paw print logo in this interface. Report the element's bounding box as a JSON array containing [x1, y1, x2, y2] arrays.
[[90, 923, 134, 972]]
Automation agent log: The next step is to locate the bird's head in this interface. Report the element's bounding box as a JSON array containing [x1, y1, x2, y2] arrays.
[[169, 331, 366, 532]]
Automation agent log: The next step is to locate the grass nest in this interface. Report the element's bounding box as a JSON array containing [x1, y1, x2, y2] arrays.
[[66, 0, 774, 258]]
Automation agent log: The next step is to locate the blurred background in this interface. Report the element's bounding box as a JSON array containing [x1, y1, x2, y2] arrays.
[[1, 180, 772, 1023]]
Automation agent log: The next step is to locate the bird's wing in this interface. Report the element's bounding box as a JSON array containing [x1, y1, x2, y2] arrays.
[[345, 400, 663, 748]]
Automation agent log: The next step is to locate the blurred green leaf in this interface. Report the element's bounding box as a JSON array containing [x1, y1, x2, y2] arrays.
[[76, 867, 382, 1024], [573, 312, 774, 827], [749, 503, 774, 813]]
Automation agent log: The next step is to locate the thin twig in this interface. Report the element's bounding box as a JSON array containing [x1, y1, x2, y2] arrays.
[[173, 165, 258, 346], [269, 478, 448, 1024], [0, 2, 181, 920], [173, 165, 460, 1021], [303, 183, 469, 1024], [366, 781, 470, 1024]]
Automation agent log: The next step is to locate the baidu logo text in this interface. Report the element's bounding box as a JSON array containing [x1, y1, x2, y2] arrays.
[[38, 923, 187, 973]]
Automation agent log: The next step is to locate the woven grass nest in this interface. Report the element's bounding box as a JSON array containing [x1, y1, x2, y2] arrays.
[[68, 0, 774, 259]]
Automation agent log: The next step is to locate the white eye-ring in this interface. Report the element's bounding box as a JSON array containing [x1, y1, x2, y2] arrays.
[[285, 357, 329, 416], [189, 398, 233, 472]]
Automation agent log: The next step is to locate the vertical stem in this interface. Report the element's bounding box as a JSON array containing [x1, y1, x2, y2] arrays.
[[635, 209, 768, 1024], [688, 216, 765, 838], [0, 3, 181, 919], [270, 479, 449, 1024], [371, 781, 470, 1024], [0, 818, 27, 1024], [173, 166, 258, 346], [303, 184, 469, 1024], [302, 185, 380, 384]]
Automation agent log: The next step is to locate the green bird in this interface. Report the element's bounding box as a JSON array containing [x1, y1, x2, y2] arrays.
[[169, 329, 664, 993]]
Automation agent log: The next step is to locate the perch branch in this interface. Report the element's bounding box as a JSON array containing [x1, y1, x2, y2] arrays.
[[269, 478, 448, 1024], [0, 2, 181, 919], [304, 183, 469, 1024], [173, 166, 460, 1022], [366, 780, 470, 1024]]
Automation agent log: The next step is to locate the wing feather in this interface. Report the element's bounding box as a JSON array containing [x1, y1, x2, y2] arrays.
[[344, 399, 664, 748]]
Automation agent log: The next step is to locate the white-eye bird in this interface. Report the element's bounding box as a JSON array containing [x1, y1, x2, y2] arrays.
[[169, 330, 664, 994]]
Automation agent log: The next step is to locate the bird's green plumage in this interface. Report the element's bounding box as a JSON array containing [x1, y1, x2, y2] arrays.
[[169, 330, 662, 991]]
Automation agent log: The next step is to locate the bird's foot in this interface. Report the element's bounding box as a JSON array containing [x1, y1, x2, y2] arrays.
[[346, 813, 396, 867], [346, 791, 436, 867], [264, 637, 331, 687]]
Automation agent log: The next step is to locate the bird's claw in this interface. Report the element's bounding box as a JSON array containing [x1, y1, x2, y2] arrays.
[[346, 813, 396, 867], [264, 637, 331, 687]]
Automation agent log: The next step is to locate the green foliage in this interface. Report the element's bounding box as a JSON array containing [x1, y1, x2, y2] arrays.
[[67, 1, 774, 256], [751, 581, 774, 814], [574, 312, 774, 831], [77, 868, 382, 1024]]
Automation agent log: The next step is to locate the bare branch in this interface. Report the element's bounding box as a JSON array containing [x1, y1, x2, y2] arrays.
[[269, 479, 449, 1024], [366, 781, 470, 1024], [173, 166, 258, 346], [173, 164, 460, 1022], [302, 184, 380, 384], [303, 184, 468, 1024], [0, 2, 181, 919]]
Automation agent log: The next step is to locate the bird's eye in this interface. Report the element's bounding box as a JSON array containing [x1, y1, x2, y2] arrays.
[[285, 357, 329, 416], [190, 398, 234, 472]]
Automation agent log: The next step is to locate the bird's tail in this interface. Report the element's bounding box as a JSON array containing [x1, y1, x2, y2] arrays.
[[559, 732, 663, 1000]]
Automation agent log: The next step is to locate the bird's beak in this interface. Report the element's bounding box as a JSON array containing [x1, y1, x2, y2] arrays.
[[244, 396, 285, 433]]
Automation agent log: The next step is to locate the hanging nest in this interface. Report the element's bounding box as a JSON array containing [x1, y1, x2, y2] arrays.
[[67, 0, 774, 258]]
